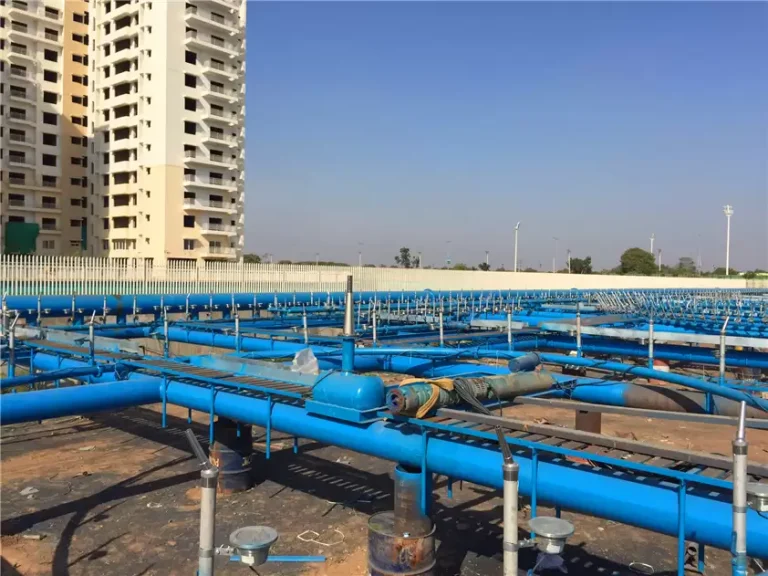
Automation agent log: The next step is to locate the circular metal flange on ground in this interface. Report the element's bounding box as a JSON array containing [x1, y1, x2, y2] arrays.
[[229, 525, 278, 566], [528, 516, 575, 555]]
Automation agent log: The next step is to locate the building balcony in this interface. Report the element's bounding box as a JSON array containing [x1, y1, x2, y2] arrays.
[[106, 136, 138, 152], [39, 224, 62, 235], [8, 1, 63, 24], [185, 29, 240, 58], [200, 223, 237, 236], [104, 22, 138, 44], [101, 69, 140, 88], [203, 110, 239, 128], [184, 153, 237, 170], [6, 111, 36, 127], [8, 67, 36, 84], [6, 177, 61, 192], [184, 175, 237, 190], [183, 198, 238, 213], [7, 154, 35, 168], [7, 132, 36, 148], [111, 0, 140, 20], [201, 84, 241, 105], [203, 132, 239, 148], [108, 90, 140, 109], [185, 6, 241, 36], [201, 60, 241, 82], [106, 114, 140, 130], [9, 89, 37, 105], [207, 0, 241, 12], [203, 245, 237, 258], [8, 45, 37, 64]]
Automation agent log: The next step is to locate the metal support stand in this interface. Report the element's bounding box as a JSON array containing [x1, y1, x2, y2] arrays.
[[732, 401, 748, 576], [503, 460, 520, 576], [576, 303, 582, 358], [235, 312, 241, 353], [648, 315, 655, 369], [439, 310, 444, 347], [185, 430, 220, 576]]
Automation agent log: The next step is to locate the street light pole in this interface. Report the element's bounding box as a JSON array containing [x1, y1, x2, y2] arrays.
[[552, 237, 559, 273], [657, 248, 662, 273], [650, 233, 655, 256], [513, 222, 520, 272], [567, 249, 571, 274], [485, 250, 490, 268], [724, 205, 734, 275]]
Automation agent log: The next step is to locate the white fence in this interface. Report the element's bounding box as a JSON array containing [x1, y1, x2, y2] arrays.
[[0, 255, 760, 296]]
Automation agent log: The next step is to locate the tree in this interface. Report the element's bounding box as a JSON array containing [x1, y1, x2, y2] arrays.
[[478, 262, 491, 271], [243, 253, 261, 264], [570, 256, 593, 274], [713, 266, 739, 276], [452, 263, 469, 271], [676, 257, 696, 276], [619, 248, 656, 275], [523, 267, 538, 273], [395, 247, 413, 268]]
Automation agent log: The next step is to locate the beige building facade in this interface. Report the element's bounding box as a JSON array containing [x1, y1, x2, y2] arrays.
[[1, 0, 246, 262]]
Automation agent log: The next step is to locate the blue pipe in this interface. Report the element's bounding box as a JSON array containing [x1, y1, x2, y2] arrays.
[[0, 379, 161, 425], [0, 365, 115, 389], [6, 373, 767, 556]]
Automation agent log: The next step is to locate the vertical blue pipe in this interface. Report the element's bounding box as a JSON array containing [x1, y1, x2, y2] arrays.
[[341, 337, 355, 373], [698, 544, 706, 573]]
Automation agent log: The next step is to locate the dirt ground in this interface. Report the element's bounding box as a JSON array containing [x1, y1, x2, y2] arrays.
[[2, 399, 767, 576]]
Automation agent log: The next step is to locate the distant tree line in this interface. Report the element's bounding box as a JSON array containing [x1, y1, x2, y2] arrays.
[[243, 248, 764, 278]]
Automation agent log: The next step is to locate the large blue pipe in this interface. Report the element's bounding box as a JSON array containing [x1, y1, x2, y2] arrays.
[[162, 326, 508, 378], [3, 371, 767, 557], [0, 364, 115, 389], [0, 378, 160, 425], [518, 336, 768, 370]]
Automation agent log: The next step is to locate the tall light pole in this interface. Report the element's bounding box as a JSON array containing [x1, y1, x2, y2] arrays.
[[567, 249, 571, 274], [513, 222, 520, 272], [485, 250, 490, 268], [724, 205, 734, 275], [657, 248, 662, 273], [358, 242, 363, 267], [650, 233, 655, 256], [552, 237, 559, 273], [418, 251, 423, 268]]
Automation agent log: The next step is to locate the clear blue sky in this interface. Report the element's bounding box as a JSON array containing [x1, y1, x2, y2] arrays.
[[244, 1, 767, 271]]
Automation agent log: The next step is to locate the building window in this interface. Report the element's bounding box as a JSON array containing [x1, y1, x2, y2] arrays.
[[70, 219, 82, 228], [42, 154, 57, 167], [43, 112, 57, 125], [183, 215, 195, 228], [71, 178, 82, 187], [184, 74, 196, 88], [184, 97, 196, 111], [185, 50, 197, 64], [43, 70, 57, 82], [103, 218, 109, 229], [184, 121, 196, 135], [9, 216, 26, 223], [42, 240, 55, 250], [44, 49, 58, 62], [73, 12, 85, 23], [42, 175, 57, 187], [44, 28, 58, 41], [184, 239, 195, 250], [43, 91, 57, 104], [72, 33, 84, 44], [42, 133, 57, 146], [72, 157, 83, 166]]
